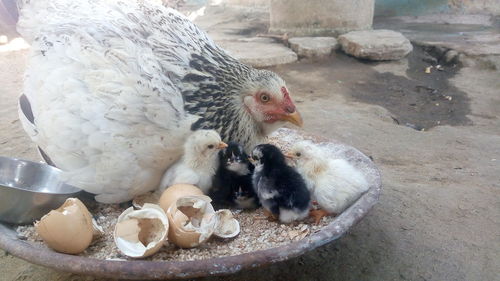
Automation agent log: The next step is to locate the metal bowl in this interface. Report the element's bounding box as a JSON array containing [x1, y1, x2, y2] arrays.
[[0, 156, 81, 224]]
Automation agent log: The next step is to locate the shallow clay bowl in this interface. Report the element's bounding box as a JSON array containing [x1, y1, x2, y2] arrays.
[[0, 129, 381, 279]]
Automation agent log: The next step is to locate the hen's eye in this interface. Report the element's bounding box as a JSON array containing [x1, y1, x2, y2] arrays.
[[208, 144, 214, 149], [260, 94, 270, 103], [296, 152, 302, 157], [252, 155, 259, 161]]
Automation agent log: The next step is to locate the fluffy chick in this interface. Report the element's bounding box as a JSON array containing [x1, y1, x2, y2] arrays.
[[159, 130, 227, 194], [287, 141, 369, 223], [251, 144, 311, 223], [210, 142, 259, 209]]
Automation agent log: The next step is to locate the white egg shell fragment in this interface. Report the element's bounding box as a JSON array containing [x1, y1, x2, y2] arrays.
[[35, 198, 93, 254], [213, 209, 240, 238], [166, 195, 218, 248], [92, 218, 104, 240], [114, 203, 169, 258]]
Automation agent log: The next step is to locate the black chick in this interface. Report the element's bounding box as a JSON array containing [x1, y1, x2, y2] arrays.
[[251, 144, 311, 223], [210, 142, 259, 209]]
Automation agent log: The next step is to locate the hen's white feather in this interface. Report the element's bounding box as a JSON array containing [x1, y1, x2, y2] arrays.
[[16, 0, 217, 202]]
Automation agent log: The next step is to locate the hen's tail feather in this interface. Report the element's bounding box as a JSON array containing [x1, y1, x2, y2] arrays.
[[38, 147, 56, 167], [19, 94, 57, 167], [19, 94, 34, 124]]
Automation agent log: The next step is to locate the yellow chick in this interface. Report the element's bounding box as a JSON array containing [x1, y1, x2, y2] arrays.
[[287, 141, 369, 223], [159, 130, 228, 194]]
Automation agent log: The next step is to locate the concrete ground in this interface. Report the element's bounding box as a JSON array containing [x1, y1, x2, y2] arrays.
[[1, 4, 499, 281]]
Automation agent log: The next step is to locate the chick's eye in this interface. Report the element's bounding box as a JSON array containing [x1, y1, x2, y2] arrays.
[[208, 144, 214, 149], [296, 152, 302, 157], [260, 94, 270, 103]]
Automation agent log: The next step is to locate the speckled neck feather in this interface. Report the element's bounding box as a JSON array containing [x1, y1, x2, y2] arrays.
[[181, 45, 265, 151]]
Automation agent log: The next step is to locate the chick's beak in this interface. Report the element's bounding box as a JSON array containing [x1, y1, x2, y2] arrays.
[[281, 110, 303, 127], [218, 142, 228, 149], [248, 157, 256, 164], [285, 153, 296, 159]]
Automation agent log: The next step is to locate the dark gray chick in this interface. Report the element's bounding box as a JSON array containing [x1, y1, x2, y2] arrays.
[[251, 144, 311, 223], [210, 142, 259, 209]]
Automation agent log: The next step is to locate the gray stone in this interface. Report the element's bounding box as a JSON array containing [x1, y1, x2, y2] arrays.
[[219, 39, 298, 67], [288, 37, 338, 58], [269, 0, 374, 36], [338, 30, 413, 61], [191, 6, 296, 68]]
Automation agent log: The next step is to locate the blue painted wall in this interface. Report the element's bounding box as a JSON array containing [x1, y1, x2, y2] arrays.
[[375, 0, 450, 16]]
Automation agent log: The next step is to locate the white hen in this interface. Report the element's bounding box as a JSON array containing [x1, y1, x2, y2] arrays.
[[287, 141, 369, 223], [15, 0, 303, 203], [159, 130, 227, 194], [16, 0, 204, 203]]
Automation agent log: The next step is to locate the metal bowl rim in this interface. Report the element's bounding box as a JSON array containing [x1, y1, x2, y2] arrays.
[[0, 156, 82, 194]]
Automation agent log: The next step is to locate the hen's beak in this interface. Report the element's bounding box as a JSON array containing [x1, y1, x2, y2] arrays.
[[218, 142, 228, 149], [281, 111, 303, 127]]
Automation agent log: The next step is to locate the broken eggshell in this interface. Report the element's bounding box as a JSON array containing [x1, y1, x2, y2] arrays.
[[35, 198, 94, 254], [92, 218, 105, 241], [114, 203, 169, 258], [166, 195, 218, 248], [213, 209, 240, 239], [159, 184, 204, 213]]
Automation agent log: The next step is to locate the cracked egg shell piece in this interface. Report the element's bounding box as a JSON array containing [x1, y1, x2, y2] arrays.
[[35, 198, 94, 254], [159, 184, 204, 213], [166, 195, 218, 248], [114, 203, 169, 258], [213, 209, 240, 239]]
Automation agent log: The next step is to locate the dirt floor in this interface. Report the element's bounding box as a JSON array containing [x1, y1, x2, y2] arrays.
[[1, 8, 500, 281]]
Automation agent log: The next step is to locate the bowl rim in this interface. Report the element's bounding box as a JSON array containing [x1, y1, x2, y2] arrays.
[[0, 130, 382, 279], [0, 156, 81, 194], [0, 180, 381, 279]]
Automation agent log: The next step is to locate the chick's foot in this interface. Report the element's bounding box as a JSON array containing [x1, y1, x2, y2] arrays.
[[255, 208, 278, 222], [309, 209, 331, 224]]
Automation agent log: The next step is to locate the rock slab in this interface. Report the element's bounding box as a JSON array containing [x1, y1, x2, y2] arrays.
[[288, 37, 338, 58], [219, 38, 298, 68], [270, 0, 374, 36], [338, 30, 413, 61]]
